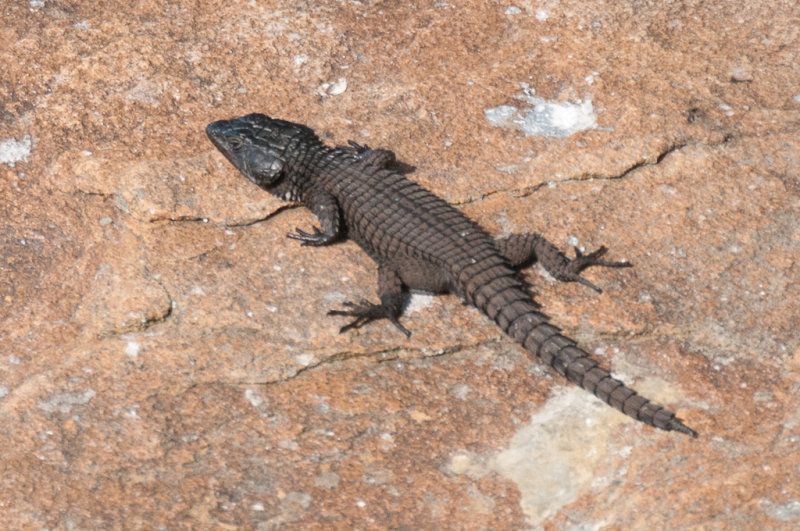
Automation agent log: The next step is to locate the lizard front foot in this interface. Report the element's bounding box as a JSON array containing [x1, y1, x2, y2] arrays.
[[328, 299, 411, 338], [287, 226, 336, 246]]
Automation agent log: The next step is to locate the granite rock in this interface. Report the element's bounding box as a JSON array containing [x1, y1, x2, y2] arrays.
[[1, 0, 799, 528]]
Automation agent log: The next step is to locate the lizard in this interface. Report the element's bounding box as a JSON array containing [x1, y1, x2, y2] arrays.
[[206, 113, 697, 437]]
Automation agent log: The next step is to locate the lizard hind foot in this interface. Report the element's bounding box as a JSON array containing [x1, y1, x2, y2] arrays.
[[559, 246, 633, 293], [571, 246, 633, 271], [328, 300, 411, 338]]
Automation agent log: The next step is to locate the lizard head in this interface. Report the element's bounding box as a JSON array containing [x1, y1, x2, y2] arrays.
[[206, 113, 319, 189]]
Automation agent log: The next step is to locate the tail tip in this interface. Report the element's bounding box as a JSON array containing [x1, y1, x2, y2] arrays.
[[668, 417, 698, 438]]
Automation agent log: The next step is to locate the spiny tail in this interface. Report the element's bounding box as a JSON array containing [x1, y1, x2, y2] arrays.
[[477, 279, 697, 437]]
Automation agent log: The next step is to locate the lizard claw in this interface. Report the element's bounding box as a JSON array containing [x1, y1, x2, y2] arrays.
[[287, 226, 333, 246], [346, 140, 371, 154], [328, 300, 411, 338]]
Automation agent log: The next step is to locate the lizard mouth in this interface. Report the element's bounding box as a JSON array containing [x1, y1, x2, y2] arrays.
[[206, 119, 247, 175], [205, 120, 232, 153]]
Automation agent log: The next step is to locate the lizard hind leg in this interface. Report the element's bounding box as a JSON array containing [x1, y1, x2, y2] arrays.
[[327, 264, 411, 337], [495, 233, 632, 293]]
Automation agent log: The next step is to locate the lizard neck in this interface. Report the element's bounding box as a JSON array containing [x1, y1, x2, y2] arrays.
[[273, 141, 332, 202]]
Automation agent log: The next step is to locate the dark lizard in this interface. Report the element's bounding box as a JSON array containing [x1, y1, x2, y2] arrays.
[[206, 113, 697, 437]]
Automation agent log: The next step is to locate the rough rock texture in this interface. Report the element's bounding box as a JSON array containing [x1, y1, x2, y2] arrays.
[[1, 0, 799, 528]]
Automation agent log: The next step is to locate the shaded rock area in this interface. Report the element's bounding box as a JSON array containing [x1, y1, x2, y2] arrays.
[[2, 0, 799, 528]]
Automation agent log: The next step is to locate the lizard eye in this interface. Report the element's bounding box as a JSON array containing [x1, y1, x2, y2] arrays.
[[228, 137, 244, 152]]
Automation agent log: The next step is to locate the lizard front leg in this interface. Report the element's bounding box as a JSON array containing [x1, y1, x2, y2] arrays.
[[328, 264, 411, 337], [287, 187, 341, 246], [339, 140, 398, 169], [495, 234, 632, 293], [338, 141, 415, 174]]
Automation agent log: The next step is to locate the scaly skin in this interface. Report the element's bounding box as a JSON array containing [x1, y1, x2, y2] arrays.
[[207, 113, 697, 437]]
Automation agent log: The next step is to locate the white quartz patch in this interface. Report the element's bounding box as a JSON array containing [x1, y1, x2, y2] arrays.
[[485, 88, 598, 138], [0, 135, 32, 167]]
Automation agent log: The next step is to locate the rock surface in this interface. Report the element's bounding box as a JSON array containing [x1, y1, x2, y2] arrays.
[[2, 0, 799, 528]]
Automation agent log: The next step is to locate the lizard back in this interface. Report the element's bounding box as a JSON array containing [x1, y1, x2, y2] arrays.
[[317, 162, 516, 297]]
